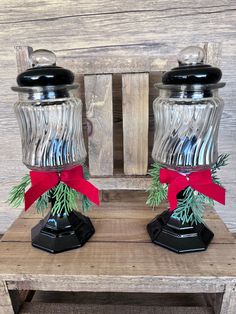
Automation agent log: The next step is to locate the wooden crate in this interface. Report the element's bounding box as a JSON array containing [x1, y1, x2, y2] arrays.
[[0, 44, 235, 313], [0, 193, 236, 313]]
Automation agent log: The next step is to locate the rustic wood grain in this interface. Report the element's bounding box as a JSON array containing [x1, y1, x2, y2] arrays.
[[0, 281, 14, 314], [0, 242, 235, 282], [84, 74, 113, 176], [0, 0, 230, 22], [219, 284, 236, 314], [204, 43, 222, 67], [90, 176, 151, 189], [0, 0, 236, 234], [15, 46, 32, 74], [122, 73, 149, 175], [1, 2, 235, 53], [63, 56, 175, 74], [1, 195, 234, 244], [1, 205, 234, 313], [6, 276, 226, 295]]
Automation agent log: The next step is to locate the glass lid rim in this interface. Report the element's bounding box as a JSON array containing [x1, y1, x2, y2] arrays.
[[155, 82, 225, 90], [11, 84, 79, 93]]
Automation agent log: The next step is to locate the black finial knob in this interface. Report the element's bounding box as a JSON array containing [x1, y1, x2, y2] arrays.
[[17, 49, 74, 87], [162, 46, 222, 85]]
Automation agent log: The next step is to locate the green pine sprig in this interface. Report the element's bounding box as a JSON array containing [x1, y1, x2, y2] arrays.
[[81, 195, 93, 213], [35, 191, 51, 214], [171, 187, 214, 225], [7, 174, 31, 208], [211, 153, 229, 185], [146, 162, 167, 209], [51, 183, 78, 216]]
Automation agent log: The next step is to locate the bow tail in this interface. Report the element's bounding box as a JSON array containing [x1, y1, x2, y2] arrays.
[[168, 181, 189, 211], [66, 179, 100, 206], [192, 182, 225, 205], [25, 182, 56, 211]]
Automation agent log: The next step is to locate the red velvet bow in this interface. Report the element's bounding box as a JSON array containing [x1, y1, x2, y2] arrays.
[[160, 168, 225, 211], [24, 165, 100, 211]]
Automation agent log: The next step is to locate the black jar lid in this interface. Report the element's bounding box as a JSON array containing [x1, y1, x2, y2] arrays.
[[162, 46, 222, 85], [16, 49, 74, 87]]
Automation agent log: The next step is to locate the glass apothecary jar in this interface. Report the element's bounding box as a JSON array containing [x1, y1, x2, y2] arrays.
[[152, 46, 225, 172], [12, 49, 86, 172]]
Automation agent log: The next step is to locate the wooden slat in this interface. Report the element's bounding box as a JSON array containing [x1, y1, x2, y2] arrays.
[[0, 242, 236, 280], [1, 197, 235, 244], [20, 303, 213, 314], [1, 0, 231, 23], [15, 46, 33, 74], [0, 281, 14, 314], [90, 176, 151, 190], [1, 2, 233, 55], [1, 217, 235, 244], [15, 46, 33, 102], [63, 56, 175, 74], [84, 74, 113, 176], [7, 277, 225, 295], [122, 73, 149, 175], [220, 283, 236, 314], [204, 42, 222, 67]]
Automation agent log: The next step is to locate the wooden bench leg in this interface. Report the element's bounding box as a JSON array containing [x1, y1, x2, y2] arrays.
[[220, 284, 236, 314], [0, 281, 14, 314]]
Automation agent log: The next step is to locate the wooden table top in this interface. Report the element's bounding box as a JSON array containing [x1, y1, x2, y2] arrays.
[[0, 194, 235, 294]]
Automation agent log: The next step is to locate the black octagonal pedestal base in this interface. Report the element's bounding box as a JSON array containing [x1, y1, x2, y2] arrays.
[[31, 210, 95, 254], [147, 210, 214, 254]]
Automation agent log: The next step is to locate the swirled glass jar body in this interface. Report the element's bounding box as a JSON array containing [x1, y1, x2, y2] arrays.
[[14, 88, 86, 171], [152, 85, 224, 172]]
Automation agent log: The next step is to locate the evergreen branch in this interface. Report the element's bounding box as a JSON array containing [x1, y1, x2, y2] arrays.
[[35, 191, 50, 214], [146, 163, 167, 209], [171, 187, 211, 225], [80, 164, 93, 212], [51, 183, 78, 216], [50, 183, 93, 215], [211, 154, 229, 186], [82, 164, 90, 180], [212, 154, 229, 172], [82, 195, 92, 212], [7, 174, 31, 208]]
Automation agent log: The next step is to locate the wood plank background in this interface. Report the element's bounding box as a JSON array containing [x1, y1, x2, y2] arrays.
[[0, 0, 236, 234]]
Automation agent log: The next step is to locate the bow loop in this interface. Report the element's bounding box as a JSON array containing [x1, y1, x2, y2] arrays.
[[189, 170, 212, 185], [30, 171, 58, 186]]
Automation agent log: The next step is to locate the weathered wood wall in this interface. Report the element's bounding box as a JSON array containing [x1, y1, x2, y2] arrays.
[[0, 0, 236, 234]]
